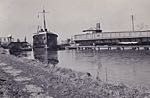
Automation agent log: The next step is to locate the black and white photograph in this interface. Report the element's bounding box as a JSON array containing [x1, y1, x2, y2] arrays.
[[0, 0, 150, 97]]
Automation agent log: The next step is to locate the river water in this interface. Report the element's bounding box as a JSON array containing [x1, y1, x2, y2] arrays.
[[10, 49, 150, 88]]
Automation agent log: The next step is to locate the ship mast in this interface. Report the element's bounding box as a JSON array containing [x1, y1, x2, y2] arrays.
[[39, 8, 48, 31], [43, 9, 47, 31], [131, 15, 135, 31]]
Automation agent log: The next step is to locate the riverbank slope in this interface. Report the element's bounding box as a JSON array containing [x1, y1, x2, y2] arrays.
[[0, 48, 150, 98]]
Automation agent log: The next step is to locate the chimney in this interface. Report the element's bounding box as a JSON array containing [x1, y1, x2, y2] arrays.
[[96, 23, 102, 32], [96, 23, 101, 30]]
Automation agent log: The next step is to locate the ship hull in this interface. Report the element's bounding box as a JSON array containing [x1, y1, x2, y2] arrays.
[[33, 32, 58, 51], [8, 42, 32, 54]]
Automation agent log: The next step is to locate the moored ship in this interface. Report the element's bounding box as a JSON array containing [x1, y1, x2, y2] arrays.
[[33, 9, 58, 51], [8, 41, 32, 53]]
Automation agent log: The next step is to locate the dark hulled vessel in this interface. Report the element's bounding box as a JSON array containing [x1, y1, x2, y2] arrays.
[[33, 9, 58, 50], [33, 29, 58, 50], [8, 41, 32, 53]]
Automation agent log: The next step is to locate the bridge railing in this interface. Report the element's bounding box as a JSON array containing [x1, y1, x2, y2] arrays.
[[74, 31, 150, 41]]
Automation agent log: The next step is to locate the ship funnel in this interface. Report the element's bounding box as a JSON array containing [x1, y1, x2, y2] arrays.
[[96, 23, 102, 32], [96, 23, 101, 30]]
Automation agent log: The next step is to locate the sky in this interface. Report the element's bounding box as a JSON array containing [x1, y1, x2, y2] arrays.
[[0, 0, 150, 43]]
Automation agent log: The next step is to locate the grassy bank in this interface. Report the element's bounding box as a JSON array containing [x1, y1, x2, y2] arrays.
[[0, 48, 150, 98]]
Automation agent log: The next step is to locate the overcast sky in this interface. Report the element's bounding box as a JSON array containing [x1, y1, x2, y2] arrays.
[[0, 0, 150, 43]]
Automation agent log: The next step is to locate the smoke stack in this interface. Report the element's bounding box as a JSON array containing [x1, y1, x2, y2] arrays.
[[96, 23, 101, 30], [96, 23, 102, 32]]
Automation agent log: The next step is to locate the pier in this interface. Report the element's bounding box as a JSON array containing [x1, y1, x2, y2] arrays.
[[65, 45, 150, 50], [68, 28, 150, 51], [73, 30, 150, 46]]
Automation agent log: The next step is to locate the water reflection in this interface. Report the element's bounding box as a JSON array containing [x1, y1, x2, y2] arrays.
[[57, 50, 150, 87], [33, 48, 59, 65], [9, 49, 150, 87]]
